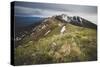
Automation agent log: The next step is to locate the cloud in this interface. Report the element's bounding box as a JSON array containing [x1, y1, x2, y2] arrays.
[[15, 6, 43, 16], [15, 6, 68, 17], [15, 4, 97, 24], [15, 2, 97, 14]]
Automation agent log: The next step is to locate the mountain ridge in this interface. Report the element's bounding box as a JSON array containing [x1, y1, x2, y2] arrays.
[[55, 14, 97, 29], [15, 14, 97, 47], [14, 14, 97, 65]]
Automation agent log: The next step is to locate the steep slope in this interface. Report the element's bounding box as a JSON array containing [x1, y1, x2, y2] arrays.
[[14, 14, 97, 65]]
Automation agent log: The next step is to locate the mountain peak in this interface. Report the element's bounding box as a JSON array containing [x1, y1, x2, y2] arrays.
[[52, 14, 97, 29]]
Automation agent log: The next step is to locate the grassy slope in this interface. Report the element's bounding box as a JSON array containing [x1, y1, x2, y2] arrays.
[[14, 20, 97, 65]]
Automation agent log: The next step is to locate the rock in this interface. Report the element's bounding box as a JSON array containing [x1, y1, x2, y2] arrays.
[[58, 23, 62, 27], [44, 30, 51, 36], [32, 53, 36, 57], [15, 37, 22, 41], [42, 25, 46, 29], [60, 26, 66, 34]]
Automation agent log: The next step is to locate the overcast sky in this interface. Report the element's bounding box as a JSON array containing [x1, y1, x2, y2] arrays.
[[14, 1, 97, 24]]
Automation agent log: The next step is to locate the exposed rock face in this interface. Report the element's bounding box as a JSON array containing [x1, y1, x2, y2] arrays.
[[61, 14, 71, 22], [44, 30, 51, 36], [60, 26, 66, 34], [56, 14, 97, 29]]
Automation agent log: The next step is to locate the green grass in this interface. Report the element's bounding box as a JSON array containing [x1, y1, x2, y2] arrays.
[[14, 23, 97, 65]]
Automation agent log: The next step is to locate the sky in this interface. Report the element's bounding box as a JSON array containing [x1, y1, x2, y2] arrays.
[[14, 1, 97, 24]]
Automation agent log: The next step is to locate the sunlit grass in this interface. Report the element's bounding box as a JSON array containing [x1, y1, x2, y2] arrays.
[[15, 23, 97, 65]]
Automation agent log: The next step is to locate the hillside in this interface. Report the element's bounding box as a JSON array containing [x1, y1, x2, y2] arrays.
[[14, 14, 97, 65]]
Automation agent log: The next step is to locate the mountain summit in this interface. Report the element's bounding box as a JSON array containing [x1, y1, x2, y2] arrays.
[[55, 14, 97, 29]]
